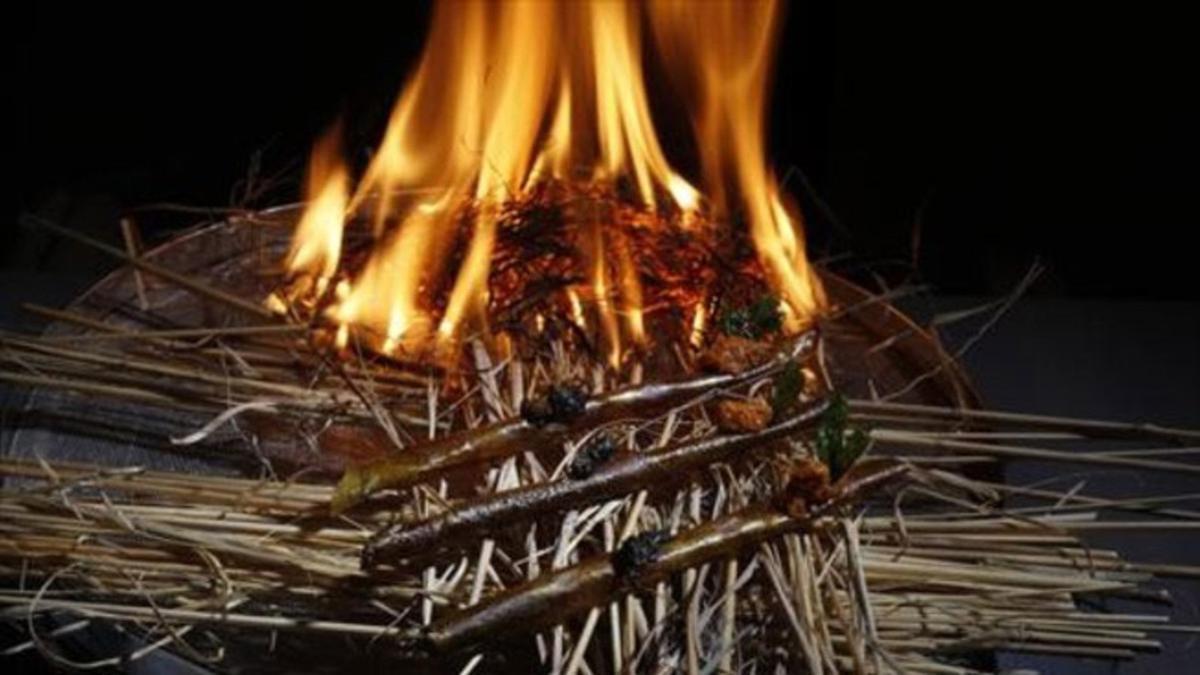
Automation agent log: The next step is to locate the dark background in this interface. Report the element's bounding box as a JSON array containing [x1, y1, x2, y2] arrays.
[[6, 2, 1198, 300]]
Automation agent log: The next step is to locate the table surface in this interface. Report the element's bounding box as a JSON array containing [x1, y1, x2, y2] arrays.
[[902, 295, 1200, 674]]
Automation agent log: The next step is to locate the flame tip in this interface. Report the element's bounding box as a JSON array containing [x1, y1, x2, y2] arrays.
[[284, 0, 823, 367]]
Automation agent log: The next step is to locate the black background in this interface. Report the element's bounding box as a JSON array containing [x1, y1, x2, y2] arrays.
[[7, 2, 1199, 301]]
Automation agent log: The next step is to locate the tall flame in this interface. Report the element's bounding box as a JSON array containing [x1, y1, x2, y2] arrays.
[[284, 124, 347, 295], [649, 0, 825, 325], [284, 0, 824, 359], [588, 2, 698, 211]]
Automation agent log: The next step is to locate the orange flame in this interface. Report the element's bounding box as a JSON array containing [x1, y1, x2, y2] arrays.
[[284, 0, 823, 361], [284, 124, 347, 295], [588, 2, 698, 212], [649, 0, 825, 325]]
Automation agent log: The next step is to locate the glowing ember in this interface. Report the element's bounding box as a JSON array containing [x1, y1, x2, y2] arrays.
[[281, 0, 824, 363]]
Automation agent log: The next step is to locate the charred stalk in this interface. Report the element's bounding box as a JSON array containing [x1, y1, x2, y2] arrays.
[[361, 396, 831, 568], [332, 330, 817, 511], [407, 457, 910, 655]]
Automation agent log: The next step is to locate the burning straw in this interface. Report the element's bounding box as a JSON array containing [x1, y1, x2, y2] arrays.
[[4, 280, 1200, 673]]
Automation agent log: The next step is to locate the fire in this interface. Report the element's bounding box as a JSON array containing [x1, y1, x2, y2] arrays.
[[283, 124, 347, 297], [283, 0, 824, 362], [588, 1, 697, 212], [648, 0, 825, 324]]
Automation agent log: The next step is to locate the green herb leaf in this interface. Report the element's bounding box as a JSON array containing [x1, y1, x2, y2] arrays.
[[812, 392, 870, 480], [718, 295, 783, 339], [771, 360, 804, 417], [746, 296, 783, 335]]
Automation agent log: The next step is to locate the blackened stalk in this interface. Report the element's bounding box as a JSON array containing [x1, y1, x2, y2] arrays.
[[362, 396, 831, 568], [332, 330, 817, 511], [408, 458, 909, 655]]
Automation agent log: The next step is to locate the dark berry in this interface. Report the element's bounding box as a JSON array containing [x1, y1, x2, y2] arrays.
[[612, 530, 670, 578], [566, 433, 617, 480]]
